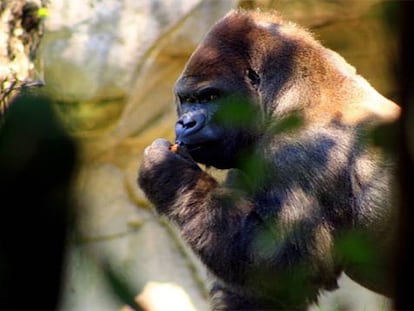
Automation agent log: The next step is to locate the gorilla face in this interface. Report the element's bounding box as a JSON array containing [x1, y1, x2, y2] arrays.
[[174, 18, 263, 169], [174, 73, 261, 169]]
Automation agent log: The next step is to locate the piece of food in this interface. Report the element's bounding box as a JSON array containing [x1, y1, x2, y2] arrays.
[[169, 143, 179, 153]]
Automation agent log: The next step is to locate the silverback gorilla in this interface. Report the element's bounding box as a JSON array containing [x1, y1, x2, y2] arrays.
[[138, 10, 400, 310]]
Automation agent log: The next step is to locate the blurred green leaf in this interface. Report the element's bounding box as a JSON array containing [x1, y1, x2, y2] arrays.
[[369, 121, 399, 154], [359, 122, 399, 154], [238, 152, 270, 191], [269, 113, 304, 135], [101, 260, 143, 311], [335, 231, 376, 264], [37, 7, 49, 18], [0, 91, 76, 309], [214, 96, 259, 127], [368, 1, 400, 34]]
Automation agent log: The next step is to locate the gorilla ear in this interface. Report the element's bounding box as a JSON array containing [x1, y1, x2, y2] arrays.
[[246, 68, 261, 90]]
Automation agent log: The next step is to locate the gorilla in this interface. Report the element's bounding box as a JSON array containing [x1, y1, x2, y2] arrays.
[[138, 10, 400, 310]]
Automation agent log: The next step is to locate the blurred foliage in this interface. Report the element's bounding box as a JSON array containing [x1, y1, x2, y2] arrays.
[[214, 95, 260, 128], [213, 96, 304, 191], [102, 259, 144, 311], [37, 7, 49, 18], [268, 113, 304, 136], [238, 152, 269, 191], [335, 231, 376, 267], [394, 1, 414, 309], [370, 122, 399, 155], [0, 91, 77, 309]]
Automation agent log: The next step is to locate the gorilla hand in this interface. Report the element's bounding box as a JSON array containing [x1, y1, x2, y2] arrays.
[[138, 138, 202, 214], [138, 138, 259, 292]]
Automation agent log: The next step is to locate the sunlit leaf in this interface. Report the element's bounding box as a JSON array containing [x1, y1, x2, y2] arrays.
[[37, 7, 49, 18]]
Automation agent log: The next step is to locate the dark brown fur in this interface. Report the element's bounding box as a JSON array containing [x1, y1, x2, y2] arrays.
[[138, 10, 400, 310]]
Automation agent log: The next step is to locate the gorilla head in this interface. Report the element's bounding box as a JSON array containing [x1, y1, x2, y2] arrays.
[[173, 12, 273, 169], [173, 11, 399, 170]]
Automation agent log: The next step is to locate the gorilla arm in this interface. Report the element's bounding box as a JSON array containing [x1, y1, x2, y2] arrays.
[[138, 137, 343, 309], [138, 139, 255, 285]]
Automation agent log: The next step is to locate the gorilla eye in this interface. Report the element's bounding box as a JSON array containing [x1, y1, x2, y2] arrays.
[[247, 68, 260, 87], [197, 88, 221, 104], [180, 95, 197, 104], [199, 94, 218, 104], [178, 88, 220, 105]]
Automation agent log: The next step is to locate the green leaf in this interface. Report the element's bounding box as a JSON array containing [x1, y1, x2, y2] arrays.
[[214, 96, 258, 127], [37, 7, 49, 18], [101, 261, 143, 311], [269, 113, 304, 135]]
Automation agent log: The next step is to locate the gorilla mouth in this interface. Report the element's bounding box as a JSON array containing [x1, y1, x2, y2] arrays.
[[178, 140, 219, 153], [184, 143, 203, 152], [178, 140, 237, 169]]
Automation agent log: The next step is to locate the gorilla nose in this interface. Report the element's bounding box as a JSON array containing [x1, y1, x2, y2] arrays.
[[175, 111, 206, 143]]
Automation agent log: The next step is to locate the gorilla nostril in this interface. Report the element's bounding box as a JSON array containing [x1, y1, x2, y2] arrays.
[[177, 117, 197, 129], [180, 114, 198, 128], [184, 120, 197, 129], [175, 111, 206, 141]]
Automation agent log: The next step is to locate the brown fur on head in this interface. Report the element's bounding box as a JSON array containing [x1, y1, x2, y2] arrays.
[[180, 9, 400, 127]]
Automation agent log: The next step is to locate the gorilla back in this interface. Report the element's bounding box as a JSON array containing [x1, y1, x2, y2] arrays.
[[138, 9, 400, 310]]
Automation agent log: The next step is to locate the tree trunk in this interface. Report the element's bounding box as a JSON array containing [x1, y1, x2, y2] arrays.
[[0, 0, 46, 115]]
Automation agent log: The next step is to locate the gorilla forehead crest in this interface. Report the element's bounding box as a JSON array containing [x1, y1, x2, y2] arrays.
[[180, 10, 309, 78]]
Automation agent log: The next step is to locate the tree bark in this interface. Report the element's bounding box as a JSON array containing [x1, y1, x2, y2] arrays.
[[0, 0, 46, 115]]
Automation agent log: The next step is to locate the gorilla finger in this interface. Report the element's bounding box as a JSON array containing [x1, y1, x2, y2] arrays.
[[152, 138, 172, 149], [144, 145, 152, 157], [143, 138, 170, 157]]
